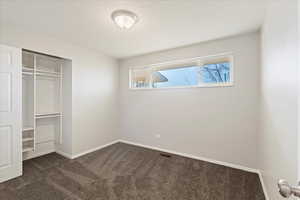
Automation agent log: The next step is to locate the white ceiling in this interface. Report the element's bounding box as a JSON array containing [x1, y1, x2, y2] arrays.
[[0, 0, 267, 59]]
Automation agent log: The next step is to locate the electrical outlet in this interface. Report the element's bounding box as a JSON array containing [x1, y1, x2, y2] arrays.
[[155, 134, 161, 138]]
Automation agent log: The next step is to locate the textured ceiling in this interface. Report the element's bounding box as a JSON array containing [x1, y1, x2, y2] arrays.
[[0, 0, 267, 58]]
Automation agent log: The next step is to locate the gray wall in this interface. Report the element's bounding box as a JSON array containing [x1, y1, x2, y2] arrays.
[[259, 0, 298, 199], [119, 32, 260, 169], [0, 25, 120, 156]]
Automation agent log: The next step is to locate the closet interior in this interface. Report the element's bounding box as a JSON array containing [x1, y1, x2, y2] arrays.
[[22, 50, 72, 160]]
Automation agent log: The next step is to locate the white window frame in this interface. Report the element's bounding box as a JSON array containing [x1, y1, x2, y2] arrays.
[[129, 52, 234, 90]]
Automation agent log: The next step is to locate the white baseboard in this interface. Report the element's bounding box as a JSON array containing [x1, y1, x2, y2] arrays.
[[55, 150, 73, 159], [119, 140, 259, 173], [70, 140, 119, 159]]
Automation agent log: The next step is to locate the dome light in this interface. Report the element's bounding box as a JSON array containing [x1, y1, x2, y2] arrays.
[[111, 10, 138, 29]]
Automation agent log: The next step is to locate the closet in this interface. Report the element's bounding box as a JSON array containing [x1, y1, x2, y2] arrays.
[[22, 50, 71, 160]]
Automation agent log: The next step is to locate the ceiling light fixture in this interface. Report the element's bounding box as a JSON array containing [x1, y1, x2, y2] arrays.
[[111, 10, 138, 29]]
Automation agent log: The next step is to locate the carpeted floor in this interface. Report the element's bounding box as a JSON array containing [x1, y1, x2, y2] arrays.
[[0, 142, 265, 200]]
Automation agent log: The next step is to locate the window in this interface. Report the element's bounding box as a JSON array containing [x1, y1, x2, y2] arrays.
[[130, 54, 233, 89]]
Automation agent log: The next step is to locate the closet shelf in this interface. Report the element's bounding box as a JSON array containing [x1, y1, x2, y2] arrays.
[[22, 66, 34, 71], [36, 69, 60, 75], [22, 127, 34, 131], [35, 113, 61, 119], [22, 137, 34, 142], [22, 67, 34, 76], [36, 72, 61, 78], [22, 71, 33, 76], [36, 140, 55, 145], [22, 147, 34, 153]]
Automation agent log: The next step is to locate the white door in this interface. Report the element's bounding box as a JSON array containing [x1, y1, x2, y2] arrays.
[[0, 44, 22, 183]]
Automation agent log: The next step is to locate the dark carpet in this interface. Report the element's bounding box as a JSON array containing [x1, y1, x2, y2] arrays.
[[0, 142, 265, 200]]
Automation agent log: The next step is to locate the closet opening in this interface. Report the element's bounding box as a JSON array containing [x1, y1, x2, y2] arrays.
[[22, 49, 72, 160]]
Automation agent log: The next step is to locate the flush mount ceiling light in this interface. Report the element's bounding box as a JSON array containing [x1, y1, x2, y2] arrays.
[[111, 10, 138, 29]]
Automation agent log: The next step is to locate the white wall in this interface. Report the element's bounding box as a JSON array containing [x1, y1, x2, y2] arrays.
[[0, 25, 119, 156], [259, 0, 298, 199], [119, 32, 260, 169], [59, 59, 73, 155]]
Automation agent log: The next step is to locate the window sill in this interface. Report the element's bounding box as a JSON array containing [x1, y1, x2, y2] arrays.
[[129, 83, 234, 91]]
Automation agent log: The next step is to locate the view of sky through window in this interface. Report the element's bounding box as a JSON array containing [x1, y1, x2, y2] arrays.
[[153, 66, 200, 88], [152, 62, 230, 88]]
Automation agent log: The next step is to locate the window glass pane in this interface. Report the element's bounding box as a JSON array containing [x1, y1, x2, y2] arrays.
[[131, 68, 151, 88], [153, 66, 201, 88], [199, 62, 231, 84], [129, 56, 232, 89]]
